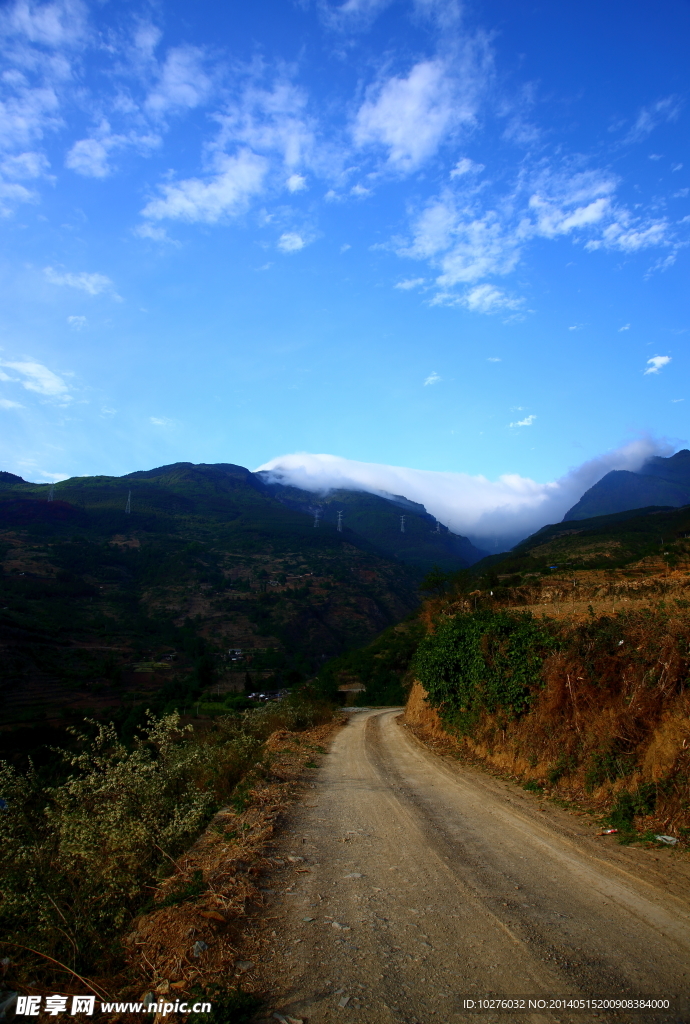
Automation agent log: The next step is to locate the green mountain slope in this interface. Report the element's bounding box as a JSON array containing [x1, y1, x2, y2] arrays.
[[467, 503, 690, 581], [564, 449, 690, 520], [0, 462, 425, 730]]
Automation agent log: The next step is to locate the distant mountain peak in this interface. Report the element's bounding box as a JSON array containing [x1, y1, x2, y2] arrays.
[[564, 449, 690, 521]]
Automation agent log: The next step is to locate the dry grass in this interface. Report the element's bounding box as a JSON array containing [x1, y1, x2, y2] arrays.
[[115, 718, 343, 1013]]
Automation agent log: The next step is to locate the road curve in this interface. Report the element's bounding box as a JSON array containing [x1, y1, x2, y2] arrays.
[[254, 709, 690, 1024]]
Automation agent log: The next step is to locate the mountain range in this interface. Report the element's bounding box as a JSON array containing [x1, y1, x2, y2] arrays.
[[0, 460, 484, 731]]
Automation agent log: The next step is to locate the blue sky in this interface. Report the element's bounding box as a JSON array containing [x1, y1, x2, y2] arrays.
[[0, 0, 688, 533]]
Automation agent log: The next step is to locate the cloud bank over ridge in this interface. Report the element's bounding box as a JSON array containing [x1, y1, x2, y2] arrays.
[[257, 438, 673, 546]]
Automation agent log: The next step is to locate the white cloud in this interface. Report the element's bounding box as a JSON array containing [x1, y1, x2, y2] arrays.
[[134, 222, 177, 244], [648, 153, 663, 161], [0, 359, 70, 399], [150, 416, 173, 426], [624, 96, 682, 143], [145, 46, 211, 118], [487, 356, 501, 362], [409, 202, 522, 287], [644, 355, 671, 375], [450, 157, 484, 178], [671, 398, 684, 403], [39, 470, 69, 481], [339, 243, 351, 252], [350, 183, 371, 197], [277, 231, 306, 252], [286, 173, 307, 192], [460, 284, 521, 314], [353, 58, 480, 172], [66, 126, 161, 178], [394, 160, 680, 309], [672, 163, 683, 172], [526, 169, 617, 239], [509, 413, 536, 427], [67, 314, 86, 328], [0, 150, 49, 178], [319, 0, 394, 30], [256, 438, 670, 544], [0, 397, 23, 409], [619, 323, 630, 331], [0, 180, 38, 213], [141, 149, 267, 223], [394, 277, 425, 290], [65, 137, 110, 177], [588, 215, 669, 253], [44, 266, 118, 297], [216, 79, 314, 172], [423, 371, 441, 385], [0, 0, 87, 47]]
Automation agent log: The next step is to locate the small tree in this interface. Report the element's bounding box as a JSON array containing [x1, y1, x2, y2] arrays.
[[419, 565, 450, 596]]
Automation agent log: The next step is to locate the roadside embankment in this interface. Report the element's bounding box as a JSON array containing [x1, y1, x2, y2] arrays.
[[405, 607, 690, 842]]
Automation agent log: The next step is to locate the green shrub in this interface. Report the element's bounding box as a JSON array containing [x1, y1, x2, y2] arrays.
[[523, 780, 544, 793], [607, 783, 657, 831], [584, 745, 636, 792], [414, 610, 556, 727]]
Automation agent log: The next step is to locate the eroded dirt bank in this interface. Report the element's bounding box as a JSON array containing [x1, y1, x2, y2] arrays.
[[252, 709, 690, 1024]]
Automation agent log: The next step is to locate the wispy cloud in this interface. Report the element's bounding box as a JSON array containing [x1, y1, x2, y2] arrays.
[[144, 46, 212, 118], [509, 413, 536, 427], [487, 356, 501, 362], [394, 277, 425, 290], [423, 371, 441, 385], [45, 267, 119, 297], [619, 323, 631, 331], [65, 130, 161, 178], [0, 397, 23, 409], [462, 284, 521, 314], [141, 150, 267, 223], [394, 158, 679, 310], [67, 315, 86, 329], [450, 157, 484, 178], [624, 95, 682, 143], [644, 355, 671, 375], [150, 416, 173, 426], [0, 359, 71, 400]]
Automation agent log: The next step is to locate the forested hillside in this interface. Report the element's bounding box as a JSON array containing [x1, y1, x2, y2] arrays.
[[0, 462, 424, 736]]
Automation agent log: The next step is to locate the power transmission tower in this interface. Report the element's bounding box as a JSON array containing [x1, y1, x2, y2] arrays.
[[125, 490, 131, 514], [337, 510, 343, 532], [400, 515, 406, 534], [435, 520, 440, 534], [48, 484, 54, 502], [313, 508, 321, 528]]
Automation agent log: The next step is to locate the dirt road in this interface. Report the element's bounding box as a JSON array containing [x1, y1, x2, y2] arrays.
[[253, 709, 690, 1024]]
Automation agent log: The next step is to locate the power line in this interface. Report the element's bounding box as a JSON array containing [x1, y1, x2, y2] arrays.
[[337, 510, 343, 532], [125, 490, 131, 514], [48, 484, 54, 502], [400, 515, 406, 534]]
